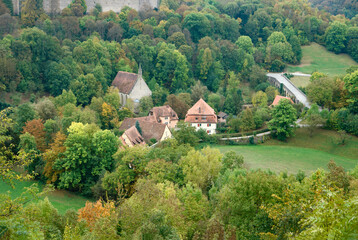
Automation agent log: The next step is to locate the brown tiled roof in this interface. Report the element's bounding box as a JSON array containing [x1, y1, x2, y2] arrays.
[[217, 112, 228, 118], [119, 118, 168, 143], [185, 98, 217, 123], [149, 105, 179, 121], [122, 126, 145, 146], [111, 71, 138, 94], [271, 95, 294, 106]]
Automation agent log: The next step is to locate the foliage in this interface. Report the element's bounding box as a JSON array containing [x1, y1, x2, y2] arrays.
[[179, 147, 222, 192], [269, 99, 297, 141]]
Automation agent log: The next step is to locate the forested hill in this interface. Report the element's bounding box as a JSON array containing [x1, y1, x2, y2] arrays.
[[308, 0, 358, 19]]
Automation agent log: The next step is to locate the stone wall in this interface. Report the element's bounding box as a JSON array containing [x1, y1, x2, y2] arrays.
[[13, 0, 159, 15]]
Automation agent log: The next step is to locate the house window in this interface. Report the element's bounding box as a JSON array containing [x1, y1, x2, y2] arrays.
[[207, 130, 210, 134], [165, 117, 168, 120], [207, 124, 211, 127], [202, 116, 207, 121], [198, 124, 201, 127], [195, 117, 198, 120]]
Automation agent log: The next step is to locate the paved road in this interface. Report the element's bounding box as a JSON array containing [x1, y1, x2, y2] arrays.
[[267, 73, 311, 108]]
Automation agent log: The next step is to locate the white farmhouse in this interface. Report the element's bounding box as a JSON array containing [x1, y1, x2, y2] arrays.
[[184, 98, 217, 135]]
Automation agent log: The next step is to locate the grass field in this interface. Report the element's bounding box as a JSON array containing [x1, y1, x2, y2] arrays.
[[287, 43, 357, 76], [212, 128, 358, 174], [290, 75, 311, 87], [0, 180, 90, 214]]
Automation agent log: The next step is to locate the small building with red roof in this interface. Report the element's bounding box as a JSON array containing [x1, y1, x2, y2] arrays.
[[185, 98, 217, 135], [271, 95, 294, 107], [120, 125, 146, 147]]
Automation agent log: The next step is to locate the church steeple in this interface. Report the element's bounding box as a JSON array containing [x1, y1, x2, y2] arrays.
[[138, 63, 142, 79]]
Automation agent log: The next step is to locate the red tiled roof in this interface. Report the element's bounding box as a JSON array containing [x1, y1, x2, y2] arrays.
[[111, 71, 138, 94], [122, 126, 145, 146], [271, 95, 294, 106], [149, 105, 179, 121], [185, 98, 217, 123], [119, 118, 168, 143]]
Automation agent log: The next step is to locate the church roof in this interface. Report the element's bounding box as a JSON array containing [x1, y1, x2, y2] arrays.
[[111, 71, 138, 95]]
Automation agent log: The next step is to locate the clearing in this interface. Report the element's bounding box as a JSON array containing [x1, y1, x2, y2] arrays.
[[289, 75, 311, 88], [287, 43, 357, 76], [212, 128, 358, 174], [0, 180, 90, 214]]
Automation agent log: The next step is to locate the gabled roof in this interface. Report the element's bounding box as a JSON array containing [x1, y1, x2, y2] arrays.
[[186, 98, 216, 115], [185, 99, 217, 123], [217, 112, 228, 118], [271, 95, 294, 106], [149, 105, 179, 121], [112, 71, 138, 95], [119, 118, 169, 143], [122, 126, 145, 146]]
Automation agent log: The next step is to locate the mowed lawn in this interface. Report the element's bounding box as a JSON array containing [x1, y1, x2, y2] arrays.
[[0, 180, 90, 214], [290, 75, 311, 87], [287, 43, 357, 76], [213, 129, 358, 174]]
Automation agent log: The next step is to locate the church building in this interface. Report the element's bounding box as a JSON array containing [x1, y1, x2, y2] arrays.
[[111, 65, 152, 107]]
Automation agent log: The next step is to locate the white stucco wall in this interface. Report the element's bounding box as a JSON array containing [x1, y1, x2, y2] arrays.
[[191, 123, 217, 135], [160, 126, 172, 141], [128, 77, 152, 103]]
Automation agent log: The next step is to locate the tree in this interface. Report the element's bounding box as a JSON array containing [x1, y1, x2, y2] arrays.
[[35, 98, 57, 121], [14, 103, 37, 134], [183, 13, 211, 42], [221, 151, 244, 173], [78, 200, 115, 230], [43, 132, 66, 184], [303, 104, 325, 137], [325, 21, 347, 54], [179, 147, 222, 192], [240, 108, 255, 132], [21, 0, 39, 27], [55, 123, 118, 194], [173, 122, 199, 147], [252, 91, 268, 107], [212, 170, 285, 238], [54, 90, 77, 107], [191, 81, 208, 103], [0, 108, 32, 185], [69, 74, 102, 106], [135, 120, 142, 135], [22, 119, 46, 152], [307, 76, 334, 108], [269, 99, 297, 141], [236, 36, 254, 54], [166, 94, 190, 120], [343, 70, 358, 113], [138, 96, 153, 115]]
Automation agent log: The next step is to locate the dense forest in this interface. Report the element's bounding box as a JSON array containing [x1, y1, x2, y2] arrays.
[[1, 0, 358, 238], [308, 0, 358, 19]]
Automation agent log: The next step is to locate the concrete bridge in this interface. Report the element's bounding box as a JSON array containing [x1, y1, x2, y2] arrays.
[[267, 73, 311, 108]]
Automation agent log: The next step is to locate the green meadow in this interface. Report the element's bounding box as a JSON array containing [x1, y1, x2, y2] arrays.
[[0, 180, 90, 214], [287, 43, 357, 76], [213, 128, 358, 174]]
